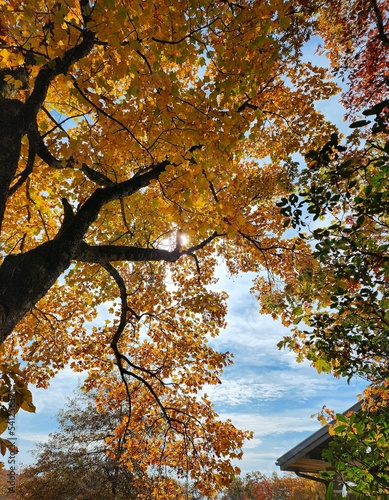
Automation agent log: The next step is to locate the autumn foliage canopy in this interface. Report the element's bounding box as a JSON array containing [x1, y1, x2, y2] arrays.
[[0, 0, 388, 496]]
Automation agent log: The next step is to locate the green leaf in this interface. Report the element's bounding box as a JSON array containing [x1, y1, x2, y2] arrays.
[[336, 413, 348, 423], [326, 481, 334, 500], [355, 215, 365, 228], [321, 470, 335, 480], [334, 424, 347, 434]]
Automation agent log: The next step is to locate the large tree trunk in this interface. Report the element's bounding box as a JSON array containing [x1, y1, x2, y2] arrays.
[[0, 240, 72, 342], [0, 99, 24, 234], [0, 97, 176, 341], [0, 99, 72, 341]]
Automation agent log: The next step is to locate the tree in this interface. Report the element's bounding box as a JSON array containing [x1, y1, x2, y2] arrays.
[[0, 0, 338, 491], [16, 388, 194, 499], [220, 471, 325, 499], [276, 103, 389, 383], [260, 1, 389, 491], [0, 468, 13, 497], [321, 399, 389, 498], [274, 94, 389, 495], [316, 0, 389, 114], [16, 389, 141, 499]]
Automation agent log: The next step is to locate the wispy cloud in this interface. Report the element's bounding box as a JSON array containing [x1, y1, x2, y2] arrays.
[[30, 368, 86, 414]]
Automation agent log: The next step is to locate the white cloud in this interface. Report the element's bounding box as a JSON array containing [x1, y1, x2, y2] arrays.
[[205, 368, 342, 408], [17, 431, 52, 443], [30, 368, 86, 414], [224, 410, 321, 438]]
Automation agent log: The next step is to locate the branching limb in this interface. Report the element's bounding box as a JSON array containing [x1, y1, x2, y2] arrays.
[[28, 122, 65, 169], [23, 40, 95, 131], [151, 17, 221, 45], [103, 263, 177, 431], [102, 262, 133, 417], [102, 257, 216, 455], [81, 163, 116, 187], [9, 135, 36, 196], [55, 198, 75, 240], [74, 232, 220, 264]]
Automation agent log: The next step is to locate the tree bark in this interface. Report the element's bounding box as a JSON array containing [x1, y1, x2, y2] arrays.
[[0, 99, 24, 234], [0, 240, 72, 342]]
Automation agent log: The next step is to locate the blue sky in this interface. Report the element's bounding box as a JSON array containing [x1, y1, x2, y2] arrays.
[[12, 268, 366, 476]]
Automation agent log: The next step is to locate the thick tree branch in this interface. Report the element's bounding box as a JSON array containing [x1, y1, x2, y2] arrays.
[[74, 232, 220, 264], [9, 121, 69, 196], [0, 99, 24, 232], [55, 199, 75, 240], [76, 243, 181, 263], [81, 163, 116, 187], [60, 159, 172, 247], [8, 131, 36, 196], [103, 263, 129, 347]]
